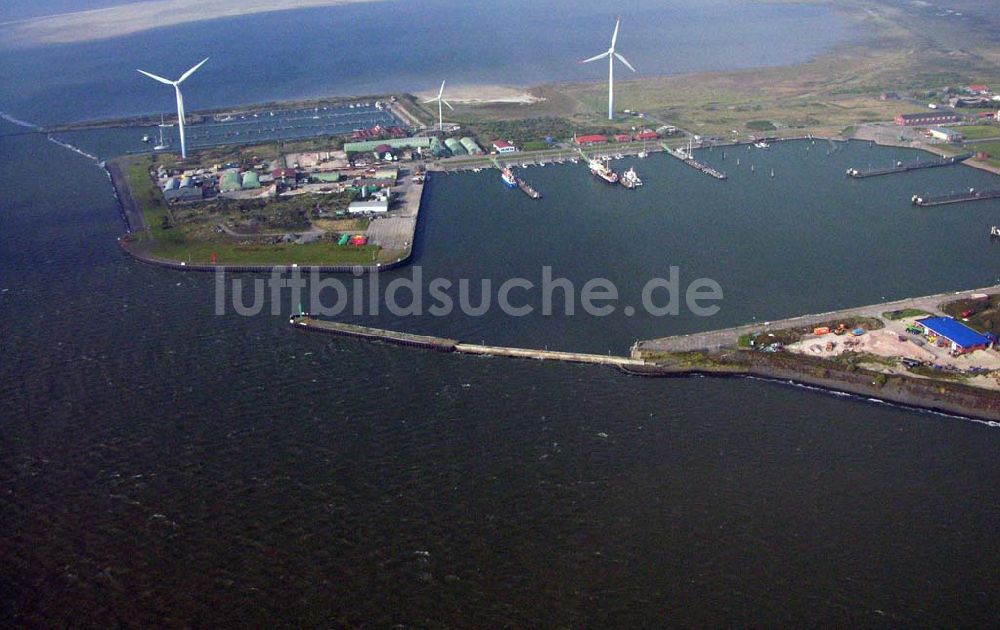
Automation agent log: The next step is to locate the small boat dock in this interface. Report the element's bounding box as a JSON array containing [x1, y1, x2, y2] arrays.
[[847, 153, 972, 179], [662, 142, 727, 180], [911, 187, 1000, 207]]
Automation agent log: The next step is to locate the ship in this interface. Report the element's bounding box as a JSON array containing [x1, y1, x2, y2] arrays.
[[500, 166, 518, 188], [588, 158, 619, 184], [621, 166, 642, 189]]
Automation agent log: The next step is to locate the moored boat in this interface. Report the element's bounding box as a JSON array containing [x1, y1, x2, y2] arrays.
[[621, 166, 642, 189], [588, 158, 619, 184], [500, 166, 517, 188]]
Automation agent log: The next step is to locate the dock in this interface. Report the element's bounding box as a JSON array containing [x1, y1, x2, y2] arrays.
[[911, 187, 1000, 207], [289, 316, 645, 368], [661, 142, 727, 180], [847, 153, 972, 179]]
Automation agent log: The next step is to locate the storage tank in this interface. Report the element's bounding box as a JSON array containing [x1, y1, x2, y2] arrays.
[[460, 137, 483, 155], [444, 137, 467, 156]]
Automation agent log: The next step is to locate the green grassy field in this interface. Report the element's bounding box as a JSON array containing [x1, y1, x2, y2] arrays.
[[958, 125, 1000, 141]]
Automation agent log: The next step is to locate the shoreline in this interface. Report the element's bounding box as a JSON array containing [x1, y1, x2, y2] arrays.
[[106, 156, 428, 273], [287, 315, 1000, 422]]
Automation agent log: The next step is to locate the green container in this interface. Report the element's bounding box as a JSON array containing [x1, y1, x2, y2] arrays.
[[337, 233, 351, 246]]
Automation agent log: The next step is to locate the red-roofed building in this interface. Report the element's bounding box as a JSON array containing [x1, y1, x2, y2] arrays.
[[614, 133, 631, 142], [969, 84, 990, 94], [492, 140, 518, 154], [575, 134, 607, 146], [635, 131, 659, 140]]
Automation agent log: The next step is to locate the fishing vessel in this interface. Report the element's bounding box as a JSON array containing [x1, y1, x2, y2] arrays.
[[588, 158, 619, 184], [620, 166, 642, 189], [754, 141, 770, 149], [500, 166, 518, 188]]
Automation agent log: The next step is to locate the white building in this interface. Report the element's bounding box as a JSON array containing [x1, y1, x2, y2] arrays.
[[927, 127, 962, 142], [348, 200, 389, 214], [492, 140, 518, 154]]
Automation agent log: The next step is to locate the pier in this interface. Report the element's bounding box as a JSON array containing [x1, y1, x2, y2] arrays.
[[661, 142, 727, 180], [289, 316, 645, 368], [911, 187, 1000, 207], [847, 153, 971, 179]]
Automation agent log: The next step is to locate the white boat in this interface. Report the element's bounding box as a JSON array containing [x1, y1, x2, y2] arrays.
[[153, 123, 169, 150], [621, 166, 642, 189], [754, 141, 770, 149], [637, 151, 648, 159]]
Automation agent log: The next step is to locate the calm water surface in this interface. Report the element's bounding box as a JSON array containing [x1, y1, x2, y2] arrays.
[[1, 118, 999, 624], [0, 0, 849, 125]]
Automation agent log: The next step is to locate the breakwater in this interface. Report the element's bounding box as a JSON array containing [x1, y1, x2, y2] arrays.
[[289, 316, 647, 367], [288, 313, 1000, 422]]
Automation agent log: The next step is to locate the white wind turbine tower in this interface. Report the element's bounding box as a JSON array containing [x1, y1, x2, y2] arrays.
[[424, 80, 453, 131], [581, 18, 636, 120], [137, 57, 209, 159]]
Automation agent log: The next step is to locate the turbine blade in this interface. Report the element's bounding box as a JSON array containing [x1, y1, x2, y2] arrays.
[[614, 52, 636, 72], [611, 18, 620, 50], [137, 69, 174, 85], [442, 99, 454, 111], [423, 97, 439, 104], [438, 79, 446, 98], [581, 51, 610, 64], [178, 57, 209, 83]]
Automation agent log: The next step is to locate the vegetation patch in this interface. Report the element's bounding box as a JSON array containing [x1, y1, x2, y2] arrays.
[[941, 293, 1000, 337], [882, 308, 931, 320]]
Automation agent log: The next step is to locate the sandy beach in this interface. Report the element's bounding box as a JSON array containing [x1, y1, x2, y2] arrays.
[[413, 85, 544, 105], [0, 0, 385, 46]]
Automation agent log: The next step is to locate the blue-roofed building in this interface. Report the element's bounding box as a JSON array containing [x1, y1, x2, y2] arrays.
[[916, 317, 993, 354]]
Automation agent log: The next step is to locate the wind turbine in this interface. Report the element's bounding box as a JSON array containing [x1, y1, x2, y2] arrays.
[[424, 80, 453, 131], [581, 18, 636, 120], [137, 57, 209, 159]]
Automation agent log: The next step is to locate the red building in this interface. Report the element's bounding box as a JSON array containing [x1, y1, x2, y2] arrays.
[[635, 131, 659, 140], [613, 133, 631, 142], [894, 112, 960, 126], [575, 134, 607, 145]]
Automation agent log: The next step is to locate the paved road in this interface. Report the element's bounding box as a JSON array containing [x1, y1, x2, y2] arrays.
[[636, 284, 1000, 355], [106, 161, 147, 234]]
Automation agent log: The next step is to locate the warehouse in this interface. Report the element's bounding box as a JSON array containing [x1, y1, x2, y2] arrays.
[[445, 137, 468, 156], [915, 317, 994, 354], [460, 137, 484, 155], [926, 127, 963, 142]]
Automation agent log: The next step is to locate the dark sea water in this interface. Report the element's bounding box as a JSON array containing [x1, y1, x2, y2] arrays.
[[0, 0, 848, 125], [1, 0, 999, 622], [2, 114, 1000, 626]]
